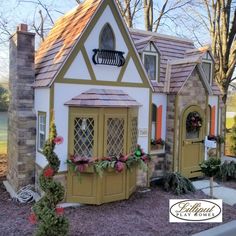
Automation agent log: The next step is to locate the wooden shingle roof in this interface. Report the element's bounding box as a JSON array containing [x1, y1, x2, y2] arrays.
[[34, 0, 102, 87], [65, 89, 142, 107]]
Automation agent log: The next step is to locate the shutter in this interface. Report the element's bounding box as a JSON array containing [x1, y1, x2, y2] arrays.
[[210, 106, 216, 135], [155, 105, 162, 139]]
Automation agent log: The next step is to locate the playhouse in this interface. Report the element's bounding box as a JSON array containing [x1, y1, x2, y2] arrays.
[[7, 0, 224, 204]]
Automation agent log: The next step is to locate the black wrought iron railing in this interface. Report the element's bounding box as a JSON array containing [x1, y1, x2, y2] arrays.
[[92, 49, 125, 67]]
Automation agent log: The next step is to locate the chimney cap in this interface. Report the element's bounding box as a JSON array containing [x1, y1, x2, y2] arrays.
[[17, 24, 28, 32]]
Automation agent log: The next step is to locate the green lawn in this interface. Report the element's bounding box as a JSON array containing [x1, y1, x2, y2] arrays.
[[225, 117, 235, 156], [0, 112, 7, 154]]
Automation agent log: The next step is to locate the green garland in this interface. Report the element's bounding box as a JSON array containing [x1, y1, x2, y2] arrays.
[[30, 119, 69, 236], [67, 145, 151, 177]]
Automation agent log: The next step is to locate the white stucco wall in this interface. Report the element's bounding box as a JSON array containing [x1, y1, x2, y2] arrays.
[[34, 88, 50, 168], [84, 5, 128, 82], [152, 93, 167, 141], [208, 95, 218, 135], [53, 83, 150, 171]]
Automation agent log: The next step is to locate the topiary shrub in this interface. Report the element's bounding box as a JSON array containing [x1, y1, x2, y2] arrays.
[[199, 157, 221, 197], [30, 119, 69, 236], [163, 172, 195, 195], [199, 157, 221, 177]]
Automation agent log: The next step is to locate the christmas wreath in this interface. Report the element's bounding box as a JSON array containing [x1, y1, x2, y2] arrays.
[[186, 112, 203, 132]]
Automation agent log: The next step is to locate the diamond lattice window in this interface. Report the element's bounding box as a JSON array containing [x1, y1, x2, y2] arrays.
[[130, 117, 138, 153], [106, 118, 124, 156], [74, 117, 94, 158]]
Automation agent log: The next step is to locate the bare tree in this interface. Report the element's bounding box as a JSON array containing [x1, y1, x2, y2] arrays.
[[206, 0, 236, 103], [116, 0, 142, 28], [188, 0, 236, 103]]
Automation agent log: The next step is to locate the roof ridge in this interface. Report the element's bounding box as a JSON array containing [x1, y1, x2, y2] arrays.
[[129, 28, 194, 44]]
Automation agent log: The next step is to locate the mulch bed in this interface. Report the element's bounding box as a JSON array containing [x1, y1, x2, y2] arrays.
[[0, 181, 236, 236], [0, 154, 7, 179]]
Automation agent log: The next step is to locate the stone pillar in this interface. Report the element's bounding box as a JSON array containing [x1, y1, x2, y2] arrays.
[[7, 24, 36, 191]]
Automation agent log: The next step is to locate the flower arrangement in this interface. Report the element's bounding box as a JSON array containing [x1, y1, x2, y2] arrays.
[[151, 138, 165, 150], [31, 118, 69, 236], [67, 145, 151, 177], [186, 112, 203, 132]]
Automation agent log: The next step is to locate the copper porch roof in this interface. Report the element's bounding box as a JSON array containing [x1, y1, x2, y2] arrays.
[[34, 0, 102, 87], [64, 89, 142, 107]]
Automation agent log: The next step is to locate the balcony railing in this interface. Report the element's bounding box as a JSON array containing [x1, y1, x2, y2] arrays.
[[92, 49, 125, 67]]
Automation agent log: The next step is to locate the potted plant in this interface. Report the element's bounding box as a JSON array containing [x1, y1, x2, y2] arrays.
[[151, 138, 165, 150], [199, 157, 221, 197]]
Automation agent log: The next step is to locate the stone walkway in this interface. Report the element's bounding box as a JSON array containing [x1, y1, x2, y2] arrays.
[[192, 220, 236, 236], [192, 180, 236, 206]]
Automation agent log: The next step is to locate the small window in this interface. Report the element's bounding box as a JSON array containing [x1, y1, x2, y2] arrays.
[[144, 53, 158, 81], [202, 61, 212, 84], [38, 112, 46, 151], [99, 23, 115, 50]]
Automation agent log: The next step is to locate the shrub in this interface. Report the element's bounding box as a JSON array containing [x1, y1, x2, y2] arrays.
[[163, 172, 195, 195], [219, 161, 236, 179]]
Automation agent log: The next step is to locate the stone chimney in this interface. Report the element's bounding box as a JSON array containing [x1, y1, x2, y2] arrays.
[[7, 24, 36, 191]]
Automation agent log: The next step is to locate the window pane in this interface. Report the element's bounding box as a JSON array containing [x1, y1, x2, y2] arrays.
[[100, 25, 115, 50], [39, 133, 45, 149], [74, 117, 94, 158], [202, 62, 211, 83], [38, 114, 46, 150], [144, 54, 156, 81]]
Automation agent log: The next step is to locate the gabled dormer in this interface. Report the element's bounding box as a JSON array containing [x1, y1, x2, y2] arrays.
[[142, 42, 160, 82], [131, 35, 160, 83], [185, 47, 214, 86]]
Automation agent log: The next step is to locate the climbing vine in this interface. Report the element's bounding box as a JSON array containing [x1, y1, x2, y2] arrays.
[[30, 119, 69, 236]]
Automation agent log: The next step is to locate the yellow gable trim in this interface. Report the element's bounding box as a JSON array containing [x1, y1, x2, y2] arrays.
[[54, 0, 152, 90]]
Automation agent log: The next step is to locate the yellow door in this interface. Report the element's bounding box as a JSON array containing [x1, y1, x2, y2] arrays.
[[180, 105, 205, 178]]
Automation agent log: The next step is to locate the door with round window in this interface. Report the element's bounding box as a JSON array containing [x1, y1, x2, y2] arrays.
[[180, 105, 205, 178]]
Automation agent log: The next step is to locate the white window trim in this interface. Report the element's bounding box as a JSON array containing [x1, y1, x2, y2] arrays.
[[142, 51, 159, 82], [202, 59, 213, 86], [38, 112, 46, 152]]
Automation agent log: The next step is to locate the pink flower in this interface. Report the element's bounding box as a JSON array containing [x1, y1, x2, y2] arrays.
[[115, 161, 125, 172], [56, 207, 64, 216], [53, 136, 64, 145], [29, 213, 37, 224], [76, 164, 88, 172], [43, 167, 54, 177]]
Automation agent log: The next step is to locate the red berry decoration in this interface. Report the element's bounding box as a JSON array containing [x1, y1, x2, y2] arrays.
[[29, 212, 37, 224], [56, 207, 64, 216], [43, 167, 54, 178], [53, 136, 64, 145]]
